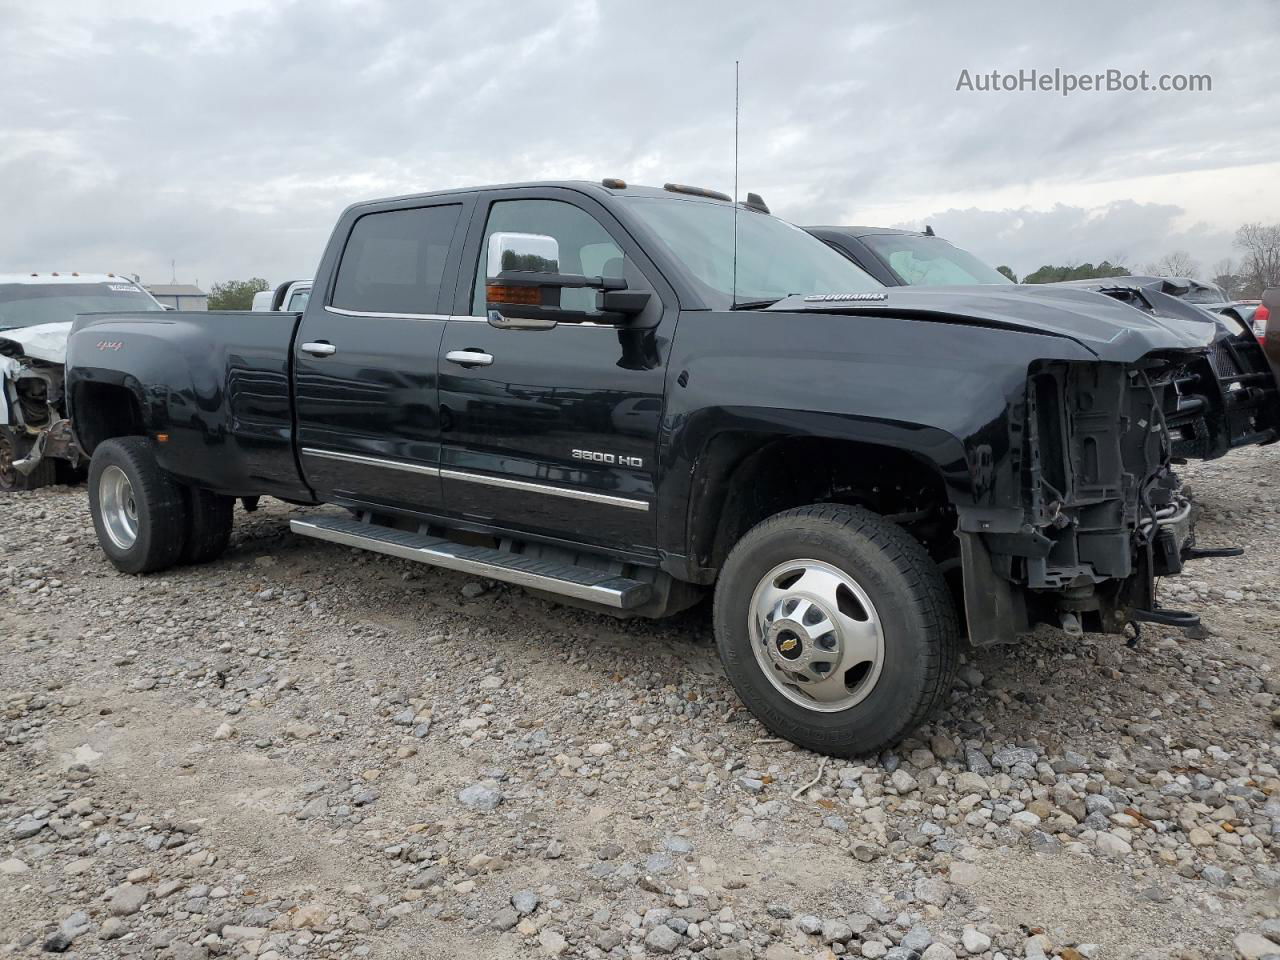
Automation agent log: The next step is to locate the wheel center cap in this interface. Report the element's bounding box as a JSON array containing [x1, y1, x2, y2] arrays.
[[773, 626, 802, 659], [765, 599, 831, 668]]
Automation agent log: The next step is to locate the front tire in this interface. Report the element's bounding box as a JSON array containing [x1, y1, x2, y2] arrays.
[[713, 504, 959, 758], [88, 437, 187, 574]]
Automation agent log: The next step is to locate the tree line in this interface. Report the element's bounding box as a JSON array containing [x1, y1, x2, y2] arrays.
[[996, 222, 1280, 298], [208, 277, 269, 311]]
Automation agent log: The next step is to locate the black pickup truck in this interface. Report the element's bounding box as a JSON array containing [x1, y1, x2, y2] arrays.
[[66, 180, 1229, 757]]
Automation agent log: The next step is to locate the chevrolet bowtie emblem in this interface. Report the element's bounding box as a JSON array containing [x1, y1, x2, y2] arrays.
[[779, 637, 799, 652]]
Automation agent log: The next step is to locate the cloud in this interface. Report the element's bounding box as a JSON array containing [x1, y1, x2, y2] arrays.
[[1, 0, 1277, 287], [892, 200, 1236, 279]]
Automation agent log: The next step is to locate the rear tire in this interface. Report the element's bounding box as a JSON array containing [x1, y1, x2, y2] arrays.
[[713, 504, 959, 758], [55, 460, 89, 486], [0, 426, 56, 491], [181, 486, 234, 565], [88, 437, 187, 574]]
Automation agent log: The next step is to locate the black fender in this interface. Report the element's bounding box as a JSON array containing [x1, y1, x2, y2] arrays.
[[65, 311, 311, 500], [655, 307, 1101, 577]]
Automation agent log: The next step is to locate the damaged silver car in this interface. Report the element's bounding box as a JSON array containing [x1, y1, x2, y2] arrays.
[[0, 273, 165, 491]]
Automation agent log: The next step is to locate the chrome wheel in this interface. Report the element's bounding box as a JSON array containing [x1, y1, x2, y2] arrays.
[[98, 465, 139, 549], [748, 559, 885, 713]]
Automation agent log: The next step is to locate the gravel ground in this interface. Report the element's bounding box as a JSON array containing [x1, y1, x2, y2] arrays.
[[1, 446, 1278, 960]]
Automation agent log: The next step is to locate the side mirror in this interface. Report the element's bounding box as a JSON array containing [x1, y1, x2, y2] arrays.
[[487, 232, 561, 277], [485, 232, 651, 329]]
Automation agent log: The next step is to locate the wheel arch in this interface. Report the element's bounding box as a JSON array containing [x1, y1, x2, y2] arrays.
[[672, 413, 973, 581], [69, 378, 148, 455]]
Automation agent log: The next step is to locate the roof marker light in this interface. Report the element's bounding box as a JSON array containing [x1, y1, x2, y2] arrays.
[[601, 178, 627, 189]]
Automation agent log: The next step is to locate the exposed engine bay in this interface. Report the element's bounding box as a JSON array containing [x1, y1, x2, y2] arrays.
[[1087, 284, 1280, 460], [961, 354, 1221, 646]]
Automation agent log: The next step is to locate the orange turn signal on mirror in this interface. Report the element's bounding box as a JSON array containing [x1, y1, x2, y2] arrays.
[[486, 283, 542, 306]]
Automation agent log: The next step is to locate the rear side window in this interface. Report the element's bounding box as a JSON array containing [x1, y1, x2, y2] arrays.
[[332, 204, 461, 315]]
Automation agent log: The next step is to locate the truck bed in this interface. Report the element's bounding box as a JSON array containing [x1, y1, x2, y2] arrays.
[[65, 310, 313, 500]]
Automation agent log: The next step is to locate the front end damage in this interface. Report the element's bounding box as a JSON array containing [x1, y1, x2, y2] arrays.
[[0, 326, 82, 487], [960, 352, 1225, 646], [1085, 285, 1280, 459]]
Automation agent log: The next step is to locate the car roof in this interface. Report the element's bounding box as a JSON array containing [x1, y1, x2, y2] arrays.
[[0, 273, 141, 285], [345, 180, 732, 214]]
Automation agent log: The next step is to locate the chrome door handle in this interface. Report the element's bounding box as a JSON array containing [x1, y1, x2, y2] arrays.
[[301, 341, 337, 357], [445, 349, 494, 367]]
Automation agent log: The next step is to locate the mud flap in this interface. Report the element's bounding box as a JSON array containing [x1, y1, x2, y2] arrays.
[[958, 531, 1028, 647]]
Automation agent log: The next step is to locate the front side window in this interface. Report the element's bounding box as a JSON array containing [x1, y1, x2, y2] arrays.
[[471, 199, 625, 317], [332, 204, 461, 315], [861, 234, 1012, 287], [622, 197, 882, 308]]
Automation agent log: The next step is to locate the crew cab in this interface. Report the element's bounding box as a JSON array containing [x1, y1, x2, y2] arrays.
[[65, 181, 1235, 757], [1, 272, 165, 491]]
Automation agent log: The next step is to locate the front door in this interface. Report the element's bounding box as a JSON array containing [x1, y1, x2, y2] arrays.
[[294, 197, 469, 514], [437, 191, 673, 557]]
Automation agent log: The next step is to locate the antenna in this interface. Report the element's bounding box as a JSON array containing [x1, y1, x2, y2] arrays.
[[171, 259, 176, 284], [732, 60, 740, 307]]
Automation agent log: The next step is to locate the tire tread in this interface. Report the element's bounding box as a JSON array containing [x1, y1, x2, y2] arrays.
[[88, 437, 186, 574], [180, 486, 234, 565]]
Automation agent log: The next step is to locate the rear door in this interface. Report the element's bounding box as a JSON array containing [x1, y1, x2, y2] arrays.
[[294, 197, 471, 514], [437, 188, 675, 557]]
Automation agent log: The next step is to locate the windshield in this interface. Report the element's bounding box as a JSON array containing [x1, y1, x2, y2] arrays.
[[622, 197, 882, 307], [861, 234, 1012, 286], [1183, 283, 1227, 304], [0, 282, 162, 329]]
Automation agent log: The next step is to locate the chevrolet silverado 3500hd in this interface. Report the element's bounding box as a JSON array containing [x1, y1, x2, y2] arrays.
[[65, 180, 1232, 756]]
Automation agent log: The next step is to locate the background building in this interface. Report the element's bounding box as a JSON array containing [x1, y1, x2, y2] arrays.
[[144, 283, 207, 310]]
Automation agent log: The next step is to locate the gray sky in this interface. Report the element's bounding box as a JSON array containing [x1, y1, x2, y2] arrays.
[[2, 0, 1277, 288]]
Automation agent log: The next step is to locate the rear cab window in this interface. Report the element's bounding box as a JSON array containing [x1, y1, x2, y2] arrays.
[[332, 204, 463, 315]]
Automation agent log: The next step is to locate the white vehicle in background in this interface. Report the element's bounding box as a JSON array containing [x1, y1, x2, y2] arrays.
[[1, 273, 165, 491], [251, 279, 312, 312]]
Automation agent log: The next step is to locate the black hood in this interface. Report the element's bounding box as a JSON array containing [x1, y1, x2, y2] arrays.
[[764, 284, 1215, 362]]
